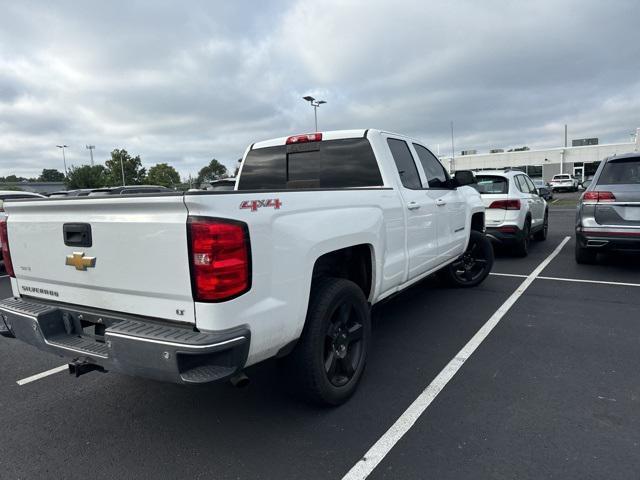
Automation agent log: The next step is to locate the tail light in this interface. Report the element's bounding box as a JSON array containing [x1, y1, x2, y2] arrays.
[[583, 191, 615, 203], [488, 199, 521, 210], [0, 217, 15, 278], [187, 217, 251, 302], [286, 133, 322, 144]]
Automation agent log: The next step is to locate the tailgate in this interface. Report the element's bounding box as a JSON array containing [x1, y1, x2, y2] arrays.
[[5, 195, 195, 323], [593, 185, 640, 228], [481, 194, 507, 226]]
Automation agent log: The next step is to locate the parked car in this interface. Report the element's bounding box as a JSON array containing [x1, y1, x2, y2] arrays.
[[0, 129, 493, 406], [48, 189, 97, 198], [87, 185, 172, 196], [578, 178, 593, 190], [472, 170, 548, 256], [533, 179, 553, 200], [0, 190, 44, 260], [550, 174, 579, 192], [575, 152, 640, 263], [205, 178, 236, 191]]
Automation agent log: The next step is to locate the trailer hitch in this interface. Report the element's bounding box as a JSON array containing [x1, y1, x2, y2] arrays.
[[68, 359, 106, 378]]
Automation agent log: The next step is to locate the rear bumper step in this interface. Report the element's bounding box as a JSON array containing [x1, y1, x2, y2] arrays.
[[0, 297, 250, 384]]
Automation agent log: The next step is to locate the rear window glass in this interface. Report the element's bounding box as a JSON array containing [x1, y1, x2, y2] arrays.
[[473, 176, 508, 194], [553, 175, 570, 180], [598, 158, 640, 185], [237, 138, 383, 190]]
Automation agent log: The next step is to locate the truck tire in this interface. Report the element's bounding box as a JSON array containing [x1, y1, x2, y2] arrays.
[[575, 241, 597, 264], [438, 230, 494, 288], [282, 278, 371, 406]]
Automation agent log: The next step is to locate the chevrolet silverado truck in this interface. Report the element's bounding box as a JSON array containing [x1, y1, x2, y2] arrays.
[[0, 129, 492, 405]]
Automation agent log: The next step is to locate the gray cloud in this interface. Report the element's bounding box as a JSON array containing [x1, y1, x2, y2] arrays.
[[0, 0, 638, 178]]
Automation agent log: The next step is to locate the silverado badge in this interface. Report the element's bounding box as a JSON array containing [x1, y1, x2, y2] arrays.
[[65, 252, 96, 271]]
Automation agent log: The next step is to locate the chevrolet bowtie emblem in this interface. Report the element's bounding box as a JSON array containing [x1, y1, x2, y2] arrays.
[[65, 252, 96, 271]]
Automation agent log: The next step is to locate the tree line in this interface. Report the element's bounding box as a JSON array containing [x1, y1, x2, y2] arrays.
[[0, 150, 231, 190], [65, 149, 230, 189]]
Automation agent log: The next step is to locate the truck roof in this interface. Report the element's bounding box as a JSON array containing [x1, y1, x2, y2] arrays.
[[252, 129, 369, 149]]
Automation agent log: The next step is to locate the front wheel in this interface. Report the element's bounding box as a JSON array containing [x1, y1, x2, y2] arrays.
[[438, 230, 494, 288], [282, 278, 371, 405]]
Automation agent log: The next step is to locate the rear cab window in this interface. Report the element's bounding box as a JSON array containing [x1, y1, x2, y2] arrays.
[[473, 176, 508, 194], [238, 138, 384, 190], [597, 158, 640, 185]]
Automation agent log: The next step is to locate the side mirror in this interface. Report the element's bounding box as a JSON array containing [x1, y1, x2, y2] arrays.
[[454, 170, 475, 187]]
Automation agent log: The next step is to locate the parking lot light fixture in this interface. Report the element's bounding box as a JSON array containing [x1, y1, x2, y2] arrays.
[[56, 145, 69, 176], [302, 96, 327, 132]]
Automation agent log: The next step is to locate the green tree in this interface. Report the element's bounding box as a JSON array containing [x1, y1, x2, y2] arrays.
[[39, 168, 66, 182], [65, 165, 107, 189], [147, 163, 181, 187], [5, 175, 26, 183], [104, 149, 147, 186], [196, 159, 227, 186]]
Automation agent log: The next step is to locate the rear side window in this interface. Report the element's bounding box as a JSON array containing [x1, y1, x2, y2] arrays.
[[515, 175, 529, 193], [524, 176, 537, 193], [598, 158, 640, 185], [387, 138, 421, 189], [413, 144, 449, 188], [238, 138, 383, 190], [473, 176, 508, 194]]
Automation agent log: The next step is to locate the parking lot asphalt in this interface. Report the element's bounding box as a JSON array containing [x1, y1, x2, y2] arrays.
[[1, 201, 639, 479]]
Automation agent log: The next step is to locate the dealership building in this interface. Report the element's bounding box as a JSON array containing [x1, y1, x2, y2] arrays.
[[444, 127, 640, 182]]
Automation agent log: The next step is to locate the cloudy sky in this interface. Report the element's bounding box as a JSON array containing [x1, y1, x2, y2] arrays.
[[1, 0, 638, 179]]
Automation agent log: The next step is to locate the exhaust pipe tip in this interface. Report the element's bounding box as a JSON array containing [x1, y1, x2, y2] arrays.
[[229, 371, 250, 388]]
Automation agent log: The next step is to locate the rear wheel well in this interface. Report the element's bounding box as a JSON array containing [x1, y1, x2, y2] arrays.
[[312, 245, 373, 300], [471, 212, 485, 232]]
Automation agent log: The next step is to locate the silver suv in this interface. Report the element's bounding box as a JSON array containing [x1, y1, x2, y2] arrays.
[[575, 153, 640, 263]]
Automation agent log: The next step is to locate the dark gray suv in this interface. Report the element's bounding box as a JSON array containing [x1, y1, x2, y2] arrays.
[[575, 152, 640, 263]]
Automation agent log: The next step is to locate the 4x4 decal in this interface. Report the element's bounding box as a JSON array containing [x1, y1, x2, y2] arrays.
[[240, 198, 282, 212]]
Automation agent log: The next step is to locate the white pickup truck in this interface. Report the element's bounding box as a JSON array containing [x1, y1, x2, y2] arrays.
[[0, 129, 492, 405]]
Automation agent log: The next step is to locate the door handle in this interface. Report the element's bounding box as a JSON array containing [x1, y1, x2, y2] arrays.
[[407, 201, 421, 210], [436, 198, 446, 206]]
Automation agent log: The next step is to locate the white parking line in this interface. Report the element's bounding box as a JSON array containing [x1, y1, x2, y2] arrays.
[[16, 364, 68, 386], [342, 236, 571, 480], [538, 275, 640, 288], [490, 272, 527, 278], [490, 272, 640, 288]]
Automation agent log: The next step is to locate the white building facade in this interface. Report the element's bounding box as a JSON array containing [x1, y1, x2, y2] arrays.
[[444, 128, 640, 182]]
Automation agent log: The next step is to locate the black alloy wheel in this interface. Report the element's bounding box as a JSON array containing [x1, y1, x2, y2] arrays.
[[281, 277, 371, 405], [324, 302, 364, 387], [439, 230, 494, 288]]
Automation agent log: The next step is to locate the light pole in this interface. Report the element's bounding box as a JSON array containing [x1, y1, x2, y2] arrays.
[[302, 96, 327, 132], [120, 156, 126, 186], [86, 145, 95, 166], [56, 145, 69, 176], [450, 121, 456, 172]]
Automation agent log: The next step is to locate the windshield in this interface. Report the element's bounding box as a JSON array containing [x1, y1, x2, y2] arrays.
[[472, 175, 508, 194]]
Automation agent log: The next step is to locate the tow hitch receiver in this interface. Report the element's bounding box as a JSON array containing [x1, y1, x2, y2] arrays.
[[68, 359, 106, 378]]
